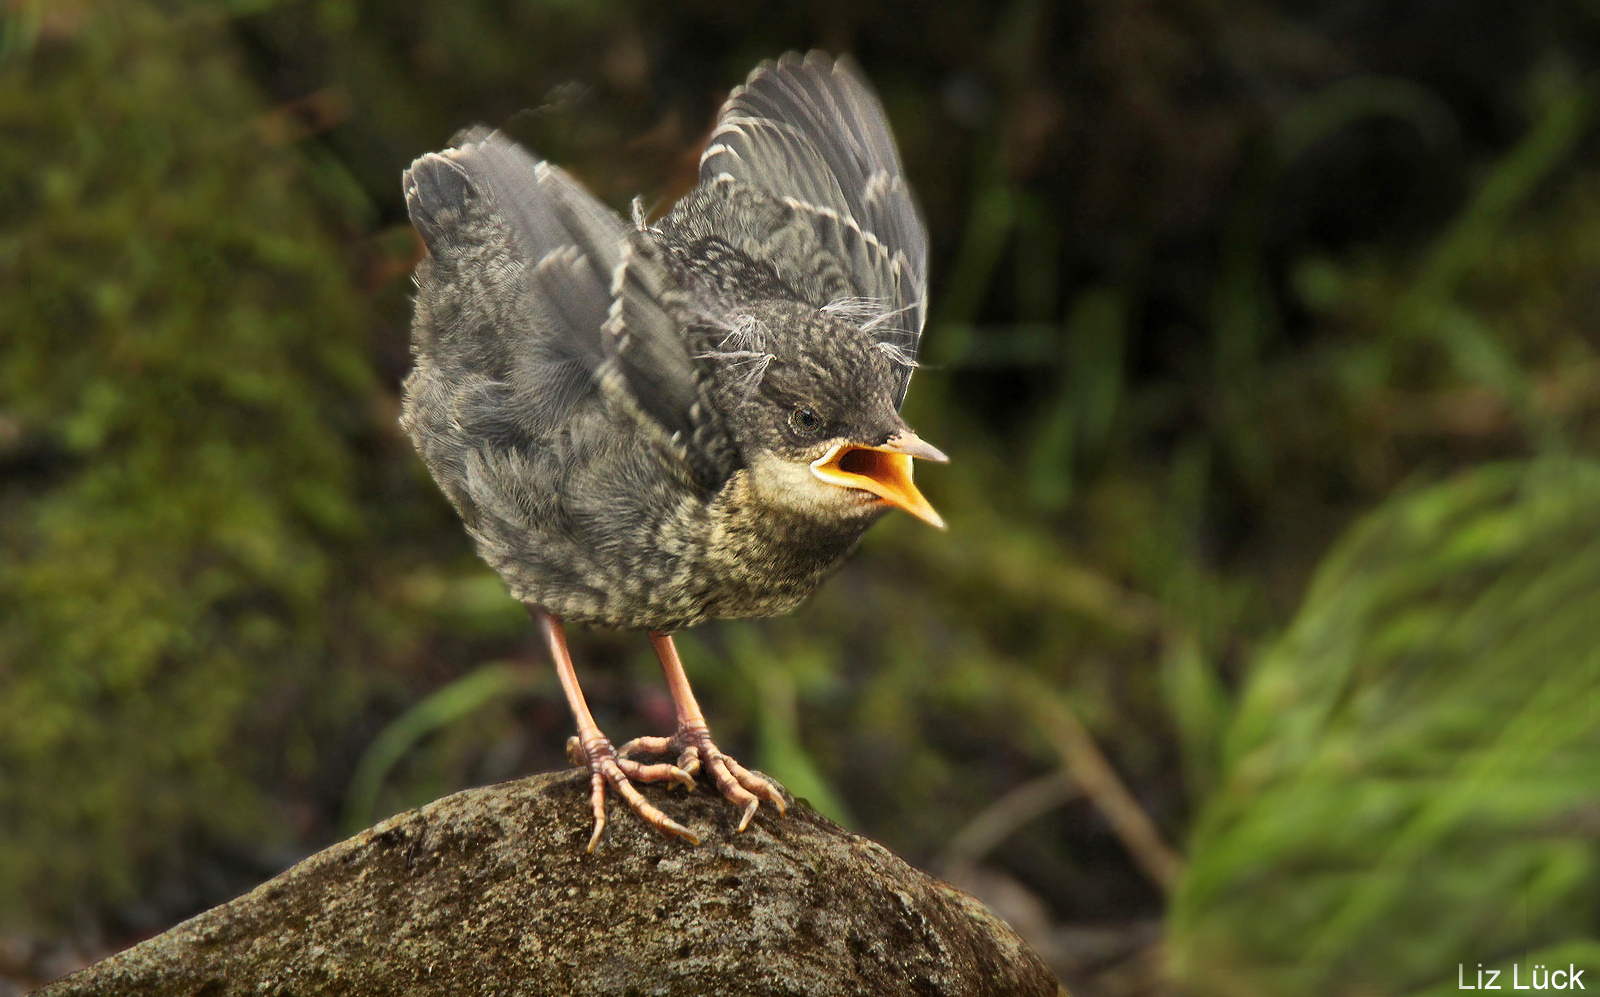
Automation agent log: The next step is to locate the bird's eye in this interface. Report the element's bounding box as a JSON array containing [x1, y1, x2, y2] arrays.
[[788, 407, 825, 437]]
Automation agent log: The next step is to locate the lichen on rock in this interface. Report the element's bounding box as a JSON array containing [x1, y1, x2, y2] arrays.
[[36, 770, 1065, 997]]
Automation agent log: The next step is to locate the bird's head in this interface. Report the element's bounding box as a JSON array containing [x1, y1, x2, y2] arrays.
[[698, 301, 947, 529]]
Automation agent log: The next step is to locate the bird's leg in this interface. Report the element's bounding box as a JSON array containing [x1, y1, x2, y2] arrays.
[[528, 607, 697, 850], [619, 632, 788, 832]]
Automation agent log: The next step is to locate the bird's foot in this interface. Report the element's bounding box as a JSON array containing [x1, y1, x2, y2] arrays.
[[565, 733, 698, 851], [618, 723, 787, 832]]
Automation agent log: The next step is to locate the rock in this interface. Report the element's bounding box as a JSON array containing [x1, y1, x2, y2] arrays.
[[35, 770, 1065, 996]]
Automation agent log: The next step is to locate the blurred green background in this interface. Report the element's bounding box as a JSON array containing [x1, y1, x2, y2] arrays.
[[4, 0, 1600, 994]]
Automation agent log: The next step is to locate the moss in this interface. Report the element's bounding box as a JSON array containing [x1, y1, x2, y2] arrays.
[[0, 1, 392, 930]]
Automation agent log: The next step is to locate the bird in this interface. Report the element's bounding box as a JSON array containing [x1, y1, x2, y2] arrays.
[[400, 51, 943, 850]]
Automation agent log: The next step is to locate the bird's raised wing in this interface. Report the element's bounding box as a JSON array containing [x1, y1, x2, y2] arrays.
[[677, 51, 928, 406], [403, 129, 736, 491]]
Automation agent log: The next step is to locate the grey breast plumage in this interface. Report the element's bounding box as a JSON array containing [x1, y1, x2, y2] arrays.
[[400, 51, 928, 630]]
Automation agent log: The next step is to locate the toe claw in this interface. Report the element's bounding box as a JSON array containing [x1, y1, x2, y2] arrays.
[[587, 720, 787, 843], [752, 779, 787, 815], [736, 797, 760, 833], [724, 756, 788, 814], [586, 771, 607, 852], [676, 748, 702, 778], [703, 753, 763, 828], [577, 736, 702, 850], [656, 815, 701, 845], [610, 770, 700, 845]]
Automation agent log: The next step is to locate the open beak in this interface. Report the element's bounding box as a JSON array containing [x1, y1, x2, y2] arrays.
[[810, 430, 948, 529]]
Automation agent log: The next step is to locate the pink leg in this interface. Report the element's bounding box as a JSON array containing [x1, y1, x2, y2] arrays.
[[618, 632, 788, 832], [529, 607, 696, 850]]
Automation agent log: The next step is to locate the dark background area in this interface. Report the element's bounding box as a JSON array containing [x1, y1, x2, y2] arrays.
[[4, 1, 1600, 994]]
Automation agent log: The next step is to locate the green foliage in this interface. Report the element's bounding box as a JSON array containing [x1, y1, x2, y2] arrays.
[[340, 663, 554, 833], [1170, 460, 1600, 995], [0, 1, 406, 929]]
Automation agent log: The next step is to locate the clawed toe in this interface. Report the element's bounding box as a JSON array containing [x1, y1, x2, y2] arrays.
[[549, 626, 789, 849], [626, 725, 786, 831], [616, 755, 696, 792], [617, 734, 676, 759], [721, 752, 788, 814], [630, 631, 789, 833], [706, 751, 788, 830], [569, 736, 699, 850], [567, 725, 783, 848]]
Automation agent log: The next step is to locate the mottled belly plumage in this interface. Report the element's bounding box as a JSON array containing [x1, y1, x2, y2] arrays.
[[473, 463, 880, 632]]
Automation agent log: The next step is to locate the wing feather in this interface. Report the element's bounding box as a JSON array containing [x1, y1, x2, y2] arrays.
[[403, 129, 735, 492], [681, 51, 927, 405]]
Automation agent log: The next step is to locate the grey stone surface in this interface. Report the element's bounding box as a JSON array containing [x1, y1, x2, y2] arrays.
[[36, 770, 1064, 996]]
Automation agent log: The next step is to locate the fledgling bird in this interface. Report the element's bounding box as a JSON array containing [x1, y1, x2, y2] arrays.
[[401, 51, 943, 850]]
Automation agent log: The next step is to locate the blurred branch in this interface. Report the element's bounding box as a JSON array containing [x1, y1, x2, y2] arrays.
[[1010, 671, 1184, 893], [934, 769, 1079, 876]]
